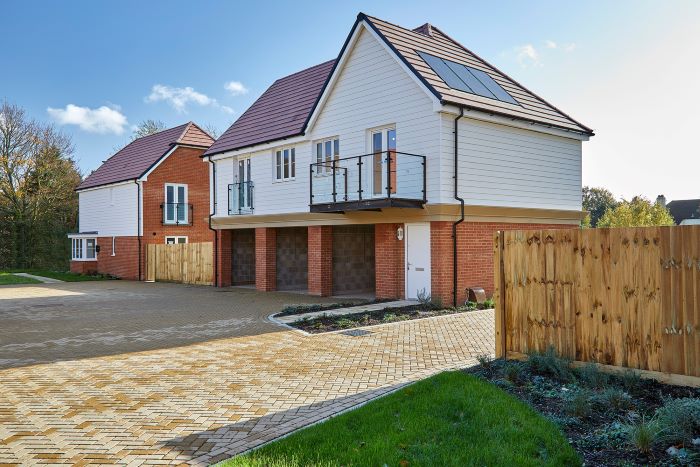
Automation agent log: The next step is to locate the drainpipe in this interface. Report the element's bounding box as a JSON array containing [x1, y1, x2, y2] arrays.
[[452, 107, 465, 307], [207, 158, 218, 287], [134, 180, 142, 281]]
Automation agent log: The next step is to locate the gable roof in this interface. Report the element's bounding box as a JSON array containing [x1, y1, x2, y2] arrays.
[[77, 122, 214, 190], [203, 60, 336, 156], [666, 199, 700, 224], [360, 14, 593, 135]]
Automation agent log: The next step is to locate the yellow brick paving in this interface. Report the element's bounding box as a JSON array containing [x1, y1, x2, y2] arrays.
[[0, 311, 494, 466]]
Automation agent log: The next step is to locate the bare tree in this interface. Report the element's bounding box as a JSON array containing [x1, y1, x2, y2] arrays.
[[131, 119, 166, 140], [202, 123, 222, 139]]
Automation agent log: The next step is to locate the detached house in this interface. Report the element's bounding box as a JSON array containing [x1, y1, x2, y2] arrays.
[[204, 13, 593, 305], [70, 123, 215, 279]]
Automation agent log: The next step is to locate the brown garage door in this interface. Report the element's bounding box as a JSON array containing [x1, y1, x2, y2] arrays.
[[333, 225, 375, 295], [232, 229, 255, 285], [276, 227, 308, 291]]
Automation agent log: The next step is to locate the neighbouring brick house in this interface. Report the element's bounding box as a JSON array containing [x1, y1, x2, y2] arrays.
[[204, 13, 594, 305], [69, 123, 215, 279]]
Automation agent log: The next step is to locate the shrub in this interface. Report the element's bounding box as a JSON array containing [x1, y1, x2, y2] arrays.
[[476, 354, 494, 370], [335, 318, 356, 329], [503, 361, 524, 385], [621, 414, 663, 454], [576, 363, 609, 389], [566, 390, 593, 418], [526, 347, 574, 382], [655, 397, 700, 446], [596, 388, 634, 411], [619, 369, 643, 393]]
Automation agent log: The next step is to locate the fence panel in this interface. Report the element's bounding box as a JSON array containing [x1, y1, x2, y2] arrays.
[[146, 242, 213, 286], [495, 226, 700, 384]]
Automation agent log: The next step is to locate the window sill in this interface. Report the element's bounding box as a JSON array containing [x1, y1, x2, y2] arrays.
[[273, 177, 296, 183], [71, 258, 98, 262]]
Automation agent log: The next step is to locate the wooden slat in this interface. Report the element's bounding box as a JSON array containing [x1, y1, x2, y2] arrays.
[[145, 242, 213, 286], [498, 226, 700, 383]]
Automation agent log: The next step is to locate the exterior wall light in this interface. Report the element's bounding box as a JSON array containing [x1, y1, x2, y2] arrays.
[[396, 226, 404, 241]]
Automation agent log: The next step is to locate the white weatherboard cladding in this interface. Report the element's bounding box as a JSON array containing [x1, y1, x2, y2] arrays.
[[310, 28, 441, 202], [78, 183, 139, 236], [439, 115, 583, 210]]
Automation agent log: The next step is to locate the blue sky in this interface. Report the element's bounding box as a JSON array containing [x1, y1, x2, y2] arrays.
[[4, 0, 700, 201]]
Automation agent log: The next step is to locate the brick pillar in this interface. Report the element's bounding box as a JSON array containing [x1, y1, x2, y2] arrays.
[[217, 230, 232, 287], [255, 227, 276, 291], [430, 221, 454, 306], [375, 223, 405, 299], [308, 226, 333, 296]]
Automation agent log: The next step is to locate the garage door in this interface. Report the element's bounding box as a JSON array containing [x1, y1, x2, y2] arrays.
[[232, 229, 255, 285], [333, 225, 375, 295], [276, 227, 308, 291]]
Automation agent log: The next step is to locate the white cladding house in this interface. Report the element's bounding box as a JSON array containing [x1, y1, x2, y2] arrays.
[[202, 13, 593, 304]]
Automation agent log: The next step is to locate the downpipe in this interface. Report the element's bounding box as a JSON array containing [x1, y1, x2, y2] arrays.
[[208, 158, 218, 287], [452, 107, 465, 307]]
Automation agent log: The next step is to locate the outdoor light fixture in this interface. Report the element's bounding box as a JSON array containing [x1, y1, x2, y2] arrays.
[[396, 226, 404, 241]]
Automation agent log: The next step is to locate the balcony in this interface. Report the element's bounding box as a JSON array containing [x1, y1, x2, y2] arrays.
[[228, 181, 254, 215], [161, 203, 193, 225], [309, 151, 426, 213]]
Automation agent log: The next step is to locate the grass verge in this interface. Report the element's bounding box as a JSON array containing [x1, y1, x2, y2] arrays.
[[0, 272, 42, 286], [223, 371, 580, 466], [4, 269, 109, 282]]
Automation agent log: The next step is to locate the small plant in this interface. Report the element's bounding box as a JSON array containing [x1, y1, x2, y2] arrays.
[[335, 318, 356, 329], [596, 387, 634, 411], [621, 414, 662, 454], [619, 369, 644, 393], [382, 313, 398, 323], [476, 354, 494, 370], [482, 297, 495, 309], [566, 389, 593, 418], [655, 397, 700, 446], [503, 361, 524, 385], [416, 288, 430, 304], [577, 363, 609, 389], [526, 346, 574, 382]]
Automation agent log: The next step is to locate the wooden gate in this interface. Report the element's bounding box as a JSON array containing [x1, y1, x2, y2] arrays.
[[146, 242, 213, 285], [494, 226, 700, 386]]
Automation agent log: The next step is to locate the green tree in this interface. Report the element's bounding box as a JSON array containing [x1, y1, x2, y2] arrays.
[[597, 196, 675, 228], [0, 101, 80, 269], [582, 186, 618, 227]]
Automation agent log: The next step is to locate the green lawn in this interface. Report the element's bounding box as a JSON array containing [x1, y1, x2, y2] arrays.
[[4, 269, 108, 282], [224, 371, 581, 467], [0, 272, 42, 286]]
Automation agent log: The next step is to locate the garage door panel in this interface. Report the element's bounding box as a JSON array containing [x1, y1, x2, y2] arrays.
[[333, 225, 375, 295], [232, 229, 255, 285], [276, 228, 308, 291]]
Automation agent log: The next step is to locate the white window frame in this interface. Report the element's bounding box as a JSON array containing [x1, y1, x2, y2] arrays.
[[71, 237, 97, 261], [164, 183, 188, 224], [165, 236, 188, 244], [314, 137, 340, 176], [274, 147, 296, 182], [111, 236, 116, 256]]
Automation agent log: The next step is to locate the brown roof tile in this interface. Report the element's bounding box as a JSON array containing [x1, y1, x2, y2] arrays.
[[203, 60, 336, 156], [77, 122, 214, 190]]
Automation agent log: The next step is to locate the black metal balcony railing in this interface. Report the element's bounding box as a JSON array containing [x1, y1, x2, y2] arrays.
[[161, 203, 193, 225], [309, 151, 426, 212], [229, 181, 254, 215]]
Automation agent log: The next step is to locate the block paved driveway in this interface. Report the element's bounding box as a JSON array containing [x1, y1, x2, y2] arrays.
[[0, 281, 494, 465]]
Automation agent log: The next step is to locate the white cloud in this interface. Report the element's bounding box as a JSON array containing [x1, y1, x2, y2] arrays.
[[515, 44, 540, 67], [545, 40, 576, 52], [545, 40, 558, 49], [145, 84, 233, 114], [47, 104, 128, 134], [224, 81, 248, 96]]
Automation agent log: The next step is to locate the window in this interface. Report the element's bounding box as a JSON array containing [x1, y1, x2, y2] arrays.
[[315, 138, 340, 175], [164, 183, 188, 224], [165, 236, 187, 244], [274, 147, 295, 181], [71, 238, 97, 261]]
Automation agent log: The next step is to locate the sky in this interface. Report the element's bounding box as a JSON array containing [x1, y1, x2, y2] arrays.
[[3, 0, 700, 202]]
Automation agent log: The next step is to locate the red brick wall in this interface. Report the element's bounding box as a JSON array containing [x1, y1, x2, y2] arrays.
[[375, 223, 405, 300], [141, 146, 214, 248], [70, 260, 97, 275], [308, 226, 333, 296], [430, 221, 577, 305], [216, 230, 232, 287], [255, 227, 276, 291], [70, 236, 140, 279]]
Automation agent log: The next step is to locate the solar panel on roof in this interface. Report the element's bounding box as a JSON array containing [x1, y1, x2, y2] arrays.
[[417, 51, 518, 105]]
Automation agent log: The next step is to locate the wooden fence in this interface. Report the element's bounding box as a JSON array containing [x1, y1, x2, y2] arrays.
[[146, 242, 213, 286], [494, 226, 700, 385]]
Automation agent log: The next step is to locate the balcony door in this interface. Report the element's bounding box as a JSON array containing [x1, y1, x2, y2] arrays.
[[237, 157, 252, 210], [371, 127, 396, 197], [165, 183, 187, 224]]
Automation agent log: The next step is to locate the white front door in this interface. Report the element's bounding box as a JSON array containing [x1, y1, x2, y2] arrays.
[[405, 222, 431, 300]]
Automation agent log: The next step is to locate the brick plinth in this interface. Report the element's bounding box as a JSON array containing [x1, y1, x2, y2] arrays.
[[307, 226, 333, 296], [70, 260, 98, 275], [217, 230, 232, 287], [375, 223, 405, 300], [430, 221, 576, 306], [255, 228, 276, 291]]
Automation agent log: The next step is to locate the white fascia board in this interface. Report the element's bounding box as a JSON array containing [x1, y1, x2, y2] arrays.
[[76, 179, 136, 193], [205, 135, 307, 161], [138, 145, 178, 182], [67, 232, 98, 238], [441, 104, 590, 141]]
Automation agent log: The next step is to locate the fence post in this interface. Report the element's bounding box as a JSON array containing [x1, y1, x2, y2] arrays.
[[494, 231, 507, 359]]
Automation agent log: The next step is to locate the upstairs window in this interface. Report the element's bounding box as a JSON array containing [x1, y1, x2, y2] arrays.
[[72, 238, 96, 260], [164, 183, 188, 224], [275, 147, 295, 181], [315, 138, 340, 175]]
